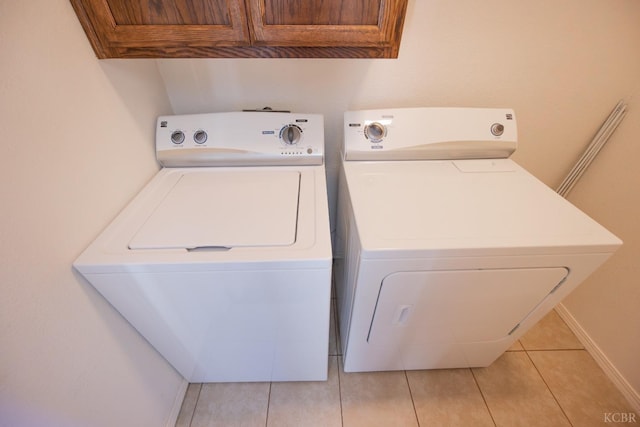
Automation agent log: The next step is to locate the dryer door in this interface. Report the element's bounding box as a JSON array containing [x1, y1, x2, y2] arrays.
[[367, 267, 568, 361]]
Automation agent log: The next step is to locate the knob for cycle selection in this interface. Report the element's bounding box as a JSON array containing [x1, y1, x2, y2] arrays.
[[365, 122, 386, 142], [193, 130, 208, 144], [171, 130, 185, 145], [491, 123, 505, 136], [280, 124, 302, 145]]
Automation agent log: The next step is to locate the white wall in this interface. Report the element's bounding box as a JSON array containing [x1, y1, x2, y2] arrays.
[[0, 1, 183, 426], [562, 99, 640, 404], [158, 0, 640, 401]]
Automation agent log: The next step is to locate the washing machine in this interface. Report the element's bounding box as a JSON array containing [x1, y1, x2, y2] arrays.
[[74, 112, 332, 382], [334, 107, 621, 373]]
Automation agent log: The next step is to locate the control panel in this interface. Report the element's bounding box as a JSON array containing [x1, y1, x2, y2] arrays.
[[343, 107, 517, 161], [156, 112, 324, 167]]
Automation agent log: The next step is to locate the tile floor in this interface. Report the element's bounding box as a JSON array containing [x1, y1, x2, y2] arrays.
[[175, 302, 638, 427]]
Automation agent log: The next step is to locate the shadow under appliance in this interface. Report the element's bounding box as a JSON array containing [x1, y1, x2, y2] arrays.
[[335, 107, 621, 373], [74, 112, 332, 382]]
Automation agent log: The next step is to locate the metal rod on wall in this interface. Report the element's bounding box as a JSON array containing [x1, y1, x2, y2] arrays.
[[556, 100, 627, 198]]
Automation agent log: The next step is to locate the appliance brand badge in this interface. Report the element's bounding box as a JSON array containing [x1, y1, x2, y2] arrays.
[[160, 121, 168, 128], [506, 114, 513, 120], [349, 123, 361, 127]]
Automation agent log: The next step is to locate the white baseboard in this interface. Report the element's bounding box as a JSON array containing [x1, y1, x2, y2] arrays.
[[555, 303, 640, 413], [165, 379, 189, 427]]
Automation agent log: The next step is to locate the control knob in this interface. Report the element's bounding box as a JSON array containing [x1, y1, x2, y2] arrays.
[[193, 130, 208, 144], [171, 130, 185, 145], [491, 123, 505, 136], [280, 124, 302, 145], [365, 122, 386, 142]]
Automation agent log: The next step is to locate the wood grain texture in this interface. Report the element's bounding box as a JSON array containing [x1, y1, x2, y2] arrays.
[[69, 0, 408, 58], [70, 0, 110, 58], [263, 0, 379, 25], [70, 0, 251, 57], [111, 45, 396, 58], [249, 0, 407, 49], [107, 0, 230, 25]]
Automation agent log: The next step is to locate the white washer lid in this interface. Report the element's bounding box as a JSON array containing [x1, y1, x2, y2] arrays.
[[129, 170, 300, 250]]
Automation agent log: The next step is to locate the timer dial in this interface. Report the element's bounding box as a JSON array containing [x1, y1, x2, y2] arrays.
[[365, 122, 386, 142], [280, 124, 302, 145], [491, 123, 505, 136]]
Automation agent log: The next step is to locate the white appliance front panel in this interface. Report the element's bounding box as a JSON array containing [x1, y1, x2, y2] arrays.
[[368, 267, 568, 345], [86, 267, 331, 382], [336, 252, 615, 373], [343, 107, 517, 161], [156, 112, 325, 167], [129, 169, 300, 250]]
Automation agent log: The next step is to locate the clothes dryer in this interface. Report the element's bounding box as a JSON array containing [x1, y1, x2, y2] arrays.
[[74, 112, 332, 382], [334, 107, 621, 372]]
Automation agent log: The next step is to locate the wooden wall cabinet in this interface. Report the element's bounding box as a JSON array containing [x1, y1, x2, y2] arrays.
[[70, 0, 408, 59]]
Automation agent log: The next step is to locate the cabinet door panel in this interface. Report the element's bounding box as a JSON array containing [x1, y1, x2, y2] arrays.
[[108, 0, 231, 25], [263, 0, 379, 25], [71, 0, 250, 58], [70, 0, 408, 58], [249, 0, 407, 54]]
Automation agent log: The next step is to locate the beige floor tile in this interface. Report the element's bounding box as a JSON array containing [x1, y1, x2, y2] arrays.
[[520, 309, 583, 350], [175, 383, 201, 427], [340, 359, 418, 427], [407, 368, 494, 426], [472, 352, 571, 427], [529, 350, 638, 426], [267, 356, 342, 427], [507, 340, 524, 351], [190, 382, 270, 427]]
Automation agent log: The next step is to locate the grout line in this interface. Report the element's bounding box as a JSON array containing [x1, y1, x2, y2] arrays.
[[525, 350, 574, 427], [265, 382, 272, 427], [187, 383, 202, 427], [404, 370, 421, 426], [337, 356, 344, 427], [470, 368, 497, 427]]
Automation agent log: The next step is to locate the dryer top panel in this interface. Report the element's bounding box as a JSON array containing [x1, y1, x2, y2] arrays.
[[342, 159, 621, 258], [157, 112, 324, 167], [343, 107, 517, 161]]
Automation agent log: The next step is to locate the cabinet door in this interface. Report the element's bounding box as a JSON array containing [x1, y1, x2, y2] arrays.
[[70, 0, 250, 58], [248, 0, 407, 57]]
